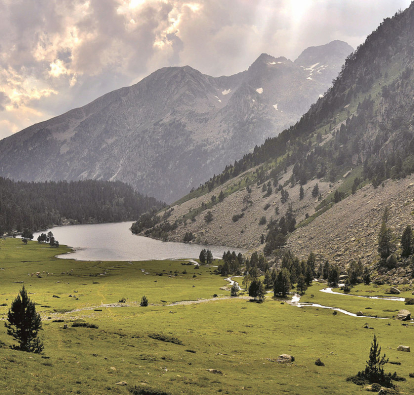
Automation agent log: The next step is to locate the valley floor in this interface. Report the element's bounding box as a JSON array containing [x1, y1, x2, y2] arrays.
[[1, 238, 414, 394]]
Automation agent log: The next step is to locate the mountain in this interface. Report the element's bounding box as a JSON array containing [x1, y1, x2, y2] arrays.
[[0, 41, 352, 203], [133, 5, 414, 277]]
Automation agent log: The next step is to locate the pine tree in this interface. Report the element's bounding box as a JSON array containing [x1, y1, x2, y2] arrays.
[[296, 274, 307, 294], [299, 185, 304, 200], [378, 220, 394, 260], [312, 183, 319, 198], [274, 268, 291, 297], [206, 249, 213, 264], [249, 279, 265, 302], [364, 335, 389, 385], [199, 249, 206, 264], [5, 286, 43, 353], [401, 225, 412, 258]]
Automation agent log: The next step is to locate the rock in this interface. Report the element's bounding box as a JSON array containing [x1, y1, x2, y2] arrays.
[[315, 358, 325, 366], [115, 381, 128, 386], [207, 369, 223, 375], [277, 354, 295, 363], [387, 287, 401, 295], [356, 311, 364, 316], [396, 309, 411, 321], [405, 298, 414, 305], [397, 345, 410, 352]]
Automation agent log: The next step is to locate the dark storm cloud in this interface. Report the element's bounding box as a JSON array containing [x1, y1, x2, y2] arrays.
[[0, 0, 412, 140]]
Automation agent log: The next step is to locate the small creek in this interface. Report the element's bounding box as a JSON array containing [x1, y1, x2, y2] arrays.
[[289, 287, 405, 319]]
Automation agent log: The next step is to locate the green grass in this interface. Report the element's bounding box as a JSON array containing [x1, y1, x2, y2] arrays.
[[1, 238, 414, 394]]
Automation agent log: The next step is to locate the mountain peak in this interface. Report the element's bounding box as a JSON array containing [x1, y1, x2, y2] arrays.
[[294, 40, 353, 66]]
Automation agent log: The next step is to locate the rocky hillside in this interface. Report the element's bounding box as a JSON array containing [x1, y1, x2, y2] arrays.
[[0, 41, 352, 203], [133, 4, 414, 272]]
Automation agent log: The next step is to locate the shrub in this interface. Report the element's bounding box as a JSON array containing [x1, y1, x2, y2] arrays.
[[259, 216, 267, 225], [72, 322, 98, 329], [232, 213, 244, 222], [140, 296, 148, 307], [129, 385, 171, 395], [148, 333, 183, 345]]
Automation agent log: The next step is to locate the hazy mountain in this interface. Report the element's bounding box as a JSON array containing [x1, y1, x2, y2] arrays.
[[0, 41, 352, 203], [134, 4, 414, 275]]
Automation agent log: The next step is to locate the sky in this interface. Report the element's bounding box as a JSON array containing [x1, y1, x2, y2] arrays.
[[0, 0, 412, 140]]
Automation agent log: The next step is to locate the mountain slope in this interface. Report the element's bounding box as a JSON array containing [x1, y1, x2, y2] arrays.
[[133, 5, 414, 271], [0, 41, 352, 203]]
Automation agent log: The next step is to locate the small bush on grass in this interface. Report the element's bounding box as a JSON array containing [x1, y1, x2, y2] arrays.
[[129, 386, 171, 395], [140, 296, 148, 306], [71, 322, 98, 329], [148, 333, 183, 345]]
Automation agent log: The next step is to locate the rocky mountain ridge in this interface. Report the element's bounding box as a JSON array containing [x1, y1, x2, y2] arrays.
[[0, 41, 352, 203]]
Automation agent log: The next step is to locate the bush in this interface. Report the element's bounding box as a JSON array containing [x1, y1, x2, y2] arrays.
[[148, 333, 182, 345], [72, 322, 98, 329], [259, 216, 267, 225], [232, 213, 244, 222], [140, 296, 148, 307], [129, 385, 171, 395]]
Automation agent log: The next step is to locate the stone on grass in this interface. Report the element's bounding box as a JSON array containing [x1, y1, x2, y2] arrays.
[[387, 287, 400, 295], [277, 354, 294, 363], [397, 345, 410, 352], [115, 381, 127, 386], [396, 309, 411, 321]]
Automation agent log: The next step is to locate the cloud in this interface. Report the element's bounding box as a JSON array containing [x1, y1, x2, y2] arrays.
[[0, 0, 412, 140]]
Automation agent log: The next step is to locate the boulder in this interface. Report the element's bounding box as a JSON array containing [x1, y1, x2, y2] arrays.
[[397, 345, 410, 352], [115, 381, 128, 386], [387, 287, 401, 295], [396, 309, 411, 321], [356, 311, 364, 316], [277, 354, 295, 363], [405, 298, 414, 305]]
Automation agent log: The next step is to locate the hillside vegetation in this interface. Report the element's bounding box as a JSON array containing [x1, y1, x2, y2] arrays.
[[0, 178, 164, 235], [132, 4, 414, 273]]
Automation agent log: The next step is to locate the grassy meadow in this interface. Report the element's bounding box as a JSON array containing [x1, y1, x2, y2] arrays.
[[1, 238, 414, 394]]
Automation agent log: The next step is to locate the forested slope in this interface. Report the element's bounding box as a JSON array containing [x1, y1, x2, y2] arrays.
[[0, 178, 164, 234]]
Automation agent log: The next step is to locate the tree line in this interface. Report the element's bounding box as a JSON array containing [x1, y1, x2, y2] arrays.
[[0, 177, 164, 235]]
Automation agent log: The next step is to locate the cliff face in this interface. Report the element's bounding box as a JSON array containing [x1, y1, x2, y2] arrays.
[[0, 41, 352, 203]]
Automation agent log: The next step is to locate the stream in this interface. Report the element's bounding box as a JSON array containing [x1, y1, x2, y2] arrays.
[[289, 287, 405, 319]]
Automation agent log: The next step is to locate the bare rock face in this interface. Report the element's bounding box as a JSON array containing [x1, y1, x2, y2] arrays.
[[0, 42, 352, 203], [396, 309, 411, 321]]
